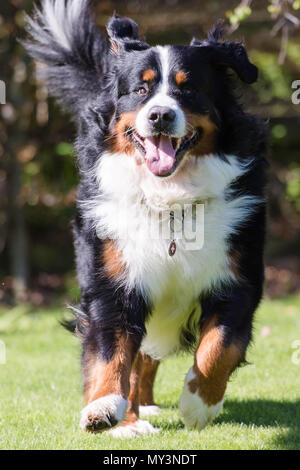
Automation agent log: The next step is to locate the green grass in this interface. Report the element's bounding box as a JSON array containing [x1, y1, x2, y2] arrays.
[[0, 296, 300, 450]]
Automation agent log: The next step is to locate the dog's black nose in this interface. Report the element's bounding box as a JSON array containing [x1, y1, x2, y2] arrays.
[[147, 106, 176, 128]]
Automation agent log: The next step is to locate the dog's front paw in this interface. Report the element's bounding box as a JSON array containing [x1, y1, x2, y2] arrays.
[[179, 367, 223, 431], [80, 394, 128, 432], [108, 419, 159, 439]]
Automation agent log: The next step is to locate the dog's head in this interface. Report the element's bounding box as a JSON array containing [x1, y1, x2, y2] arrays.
[[24, 1, 259, 177], [105, 16, 258, 177]]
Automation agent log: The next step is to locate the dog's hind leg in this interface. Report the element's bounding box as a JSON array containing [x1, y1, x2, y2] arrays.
[[108, 351, 159, 438], [139, 353, 161, 417]]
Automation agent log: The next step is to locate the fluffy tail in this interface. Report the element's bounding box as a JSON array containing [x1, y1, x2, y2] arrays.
[[24, 0, 109, 114]]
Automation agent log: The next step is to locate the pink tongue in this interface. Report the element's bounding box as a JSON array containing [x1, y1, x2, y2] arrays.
[[144, 135, 176, 176]]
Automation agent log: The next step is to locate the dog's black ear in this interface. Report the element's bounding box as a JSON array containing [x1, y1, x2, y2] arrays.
[[107, 15, 139, 42], [206, 41, 258, 84], [191, 22, 258, 84], [106, 15, 149, 54]]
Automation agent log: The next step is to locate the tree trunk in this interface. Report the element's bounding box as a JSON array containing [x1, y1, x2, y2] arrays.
[[8, 152, 28, 303]]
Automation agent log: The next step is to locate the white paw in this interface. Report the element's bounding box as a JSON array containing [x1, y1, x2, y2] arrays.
[[80, 394, 128, 432], [179, 367, 223, 431], [139, 405, 161, 417], [108, 419, 159, 439]]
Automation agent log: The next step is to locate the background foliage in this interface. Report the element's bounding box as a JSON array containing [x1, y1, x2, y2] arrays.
[[0, 0, 299, 305]]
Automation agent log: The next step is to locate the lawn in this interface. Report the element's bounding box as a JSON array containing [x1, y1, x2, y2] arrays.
[[0, 296, 300, 450]]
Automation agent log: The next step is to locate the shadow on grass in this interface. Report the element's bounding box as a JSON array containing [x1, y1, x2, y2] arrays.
[[153, 399, 300, 448], [217, 399, 300, 449]]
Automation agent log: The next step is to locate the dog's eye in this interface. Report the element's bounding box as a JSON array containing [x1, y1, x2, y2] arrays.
[[181, 86, 194, 97], [136, 86, 149, 96]]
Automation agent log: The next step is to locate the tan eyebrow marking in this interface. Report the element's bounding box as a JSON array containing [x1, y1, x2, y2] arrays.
[[142, 69, 155, 82], [175, 70, 188, 85]]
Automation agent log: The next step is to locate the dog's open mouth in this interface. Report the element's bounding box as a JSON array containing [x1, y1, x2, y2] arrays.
[[129, 129, 201, 177]]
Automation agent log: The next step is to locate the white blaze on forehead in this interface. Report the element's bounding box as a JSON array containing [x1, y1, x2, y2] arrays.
[[156, 45, 170, 95], [135, 46, 186, 138]]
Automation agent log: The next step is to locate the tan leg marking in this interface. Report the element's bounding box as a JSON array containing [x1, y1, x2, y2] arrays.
[[188, 316, 243, 406], [121, 351, 143, 425], [139, 352, 160, 406], [80, 335, 137, 432], [83, 334, 135, 404], [179, 316, 244, 430], [108, 351, 160, 438]]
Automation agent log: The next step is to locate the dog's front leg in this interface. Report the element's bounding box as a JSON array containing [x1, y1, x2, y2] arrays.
[[80, 332, 138, 433], [179, 314, 246, 431]]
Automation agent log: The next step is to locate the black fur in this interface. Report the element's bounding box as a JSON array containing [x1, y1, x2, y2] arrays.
[[24, 0, 267, 376]]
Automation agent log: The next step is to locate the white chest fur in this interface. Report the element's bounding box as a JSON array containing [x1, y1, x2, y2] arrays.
[[83, 152, 260, 359]]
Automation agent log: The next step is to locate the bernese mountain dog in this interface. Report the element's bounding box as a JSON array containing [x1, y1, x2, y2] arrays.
[[25, 0, 267, 437]]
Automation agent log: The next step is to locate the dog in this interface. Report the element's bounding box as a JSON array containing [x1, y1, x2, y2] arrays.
[[25, 0, 267, 437]]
